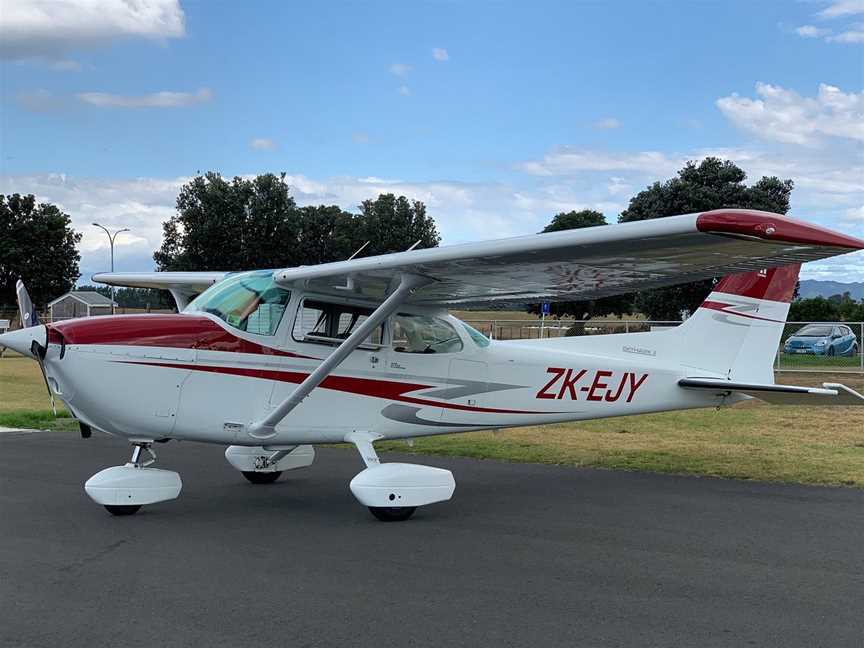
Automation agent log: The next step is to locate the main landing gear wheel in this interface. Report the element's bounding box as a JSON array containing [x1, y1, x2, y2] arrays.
[[104, 504, 142, 516], [241, 471, 282, 484], [369, 506, 417, 522]]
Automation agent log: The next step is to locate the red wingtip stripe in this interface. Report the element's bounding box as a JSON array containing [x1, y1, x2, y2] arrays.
[[696, 209, 864, 250]]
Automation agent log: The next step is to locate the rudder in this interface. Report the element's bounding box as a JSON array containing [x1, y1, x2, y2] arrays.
[[676, 265, 799, 383]]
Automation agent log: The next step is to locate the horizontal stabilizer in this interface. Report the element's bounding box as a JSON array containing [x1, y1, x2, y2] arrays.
[[679, 378, 864, 406]]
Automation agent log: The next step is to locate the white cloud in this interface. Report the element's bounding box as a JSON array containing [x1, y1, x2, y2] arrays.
[[519, 149, 683, 176], [716, 82, 864, 146], [593, 117, 621, 130], [398, 85, 411, 96], [432, 48, 449, 61], [389, 63, 412, 77], [3, 166, 861, 282], [352, 132, 370, 144], [819, 1, 864, 19], [843, 205, 864, 225], [0, 0, 184, 61], [77, 87, 213, 108], [796, 25, 832, 38], [0, 173, 187, 279], [48, 59, 82, 71], [249, 138, 275, 150], [794, 2, 864, 44], [827, 26, 864, 42], [16, 89, 68, 113]]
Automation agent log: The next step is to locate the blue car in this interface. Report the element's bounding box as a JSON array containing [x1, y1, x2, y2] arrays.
[[784, 324, 859, 357]]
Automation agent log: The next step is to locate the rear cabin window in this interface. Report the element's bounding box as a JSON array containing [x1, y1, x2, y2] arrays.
[[184, 271, 291, 336], [293, 300, 383, 348], [392, 314, 463, 354]]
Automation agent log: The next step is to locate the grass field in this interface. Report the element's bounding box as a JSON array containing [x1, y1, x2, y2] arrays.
[[776, 352, 863, 372], [1, 354, 862, 486]]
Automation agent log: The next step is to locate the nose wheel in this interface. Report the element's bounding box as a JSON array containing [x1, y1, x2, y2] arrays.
[[241, 471, 283, 484]]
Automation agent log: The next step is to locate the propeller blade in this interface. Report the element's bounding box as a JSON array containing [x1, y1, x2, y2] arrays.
[[30, 339, 56, 417], [15, 280, 40, 328], [16, 280, 55, 416], [30, 339, 56, 416]]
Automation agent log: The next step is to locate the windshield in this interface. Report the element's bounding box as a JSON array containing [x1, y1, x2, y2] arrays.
[[185, 271, 291, 335], [794, 326, 832, 337], [461, 321, 490, 348]]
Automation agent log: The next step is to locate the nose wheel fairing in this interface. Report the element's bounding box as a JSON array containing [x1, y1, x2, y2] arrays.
[[84, 443, 181, 515]]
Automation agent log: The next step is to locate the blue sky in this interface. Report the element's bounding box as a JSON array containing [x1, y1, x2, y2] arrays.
[[1, 0, 862, 281]]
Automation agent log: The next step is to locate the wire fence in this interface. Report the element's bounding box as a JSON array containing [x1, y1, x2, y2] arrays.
[[465, 319, 864, 373]]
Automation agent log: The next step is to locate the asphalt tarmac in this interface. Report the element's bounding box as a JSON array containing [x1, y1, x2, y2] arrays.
[[0, 430, 862, 648]]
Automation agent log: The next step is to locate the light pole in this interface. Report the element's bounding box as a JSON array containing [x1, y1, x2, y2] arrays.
[[92, 223, 129, 315]]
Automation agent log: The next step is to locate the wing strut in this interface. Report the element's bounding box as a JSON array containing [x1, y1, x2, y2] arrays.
[[246, 273, 432, 440]]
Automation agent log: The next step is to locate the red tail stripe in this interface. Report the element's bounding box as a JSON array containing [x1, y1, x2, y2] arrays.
[[700, 301, 784, 323], [711, 264, 799, 302]]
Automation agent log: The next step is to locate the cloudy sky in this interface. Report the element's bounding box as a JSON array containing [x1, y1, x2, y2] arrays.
[[1, 0, 862, 282]]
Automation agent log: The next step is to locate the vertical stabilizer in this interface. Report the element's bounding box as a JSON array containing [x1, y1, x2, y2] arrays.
[[676, 265, 799, 383]]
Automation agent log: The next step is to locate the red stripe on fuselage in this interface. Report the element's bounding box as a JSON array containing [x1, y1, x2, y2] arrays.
[[120, 360, 551, 415], [49, 314, 318, 360]]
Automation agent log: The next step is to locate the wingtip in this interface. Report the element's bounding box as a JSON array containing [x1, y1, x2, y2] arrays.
[[697, 209, 864, 251]]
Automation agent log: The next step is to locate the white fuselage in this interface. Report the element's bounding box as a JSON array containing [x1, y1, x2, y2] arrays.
[[39, 293, 725, 447]]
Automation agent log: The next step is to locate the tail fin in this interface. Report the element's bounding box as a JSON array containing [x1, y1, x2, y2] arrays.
[[676, 264, 799, 383]]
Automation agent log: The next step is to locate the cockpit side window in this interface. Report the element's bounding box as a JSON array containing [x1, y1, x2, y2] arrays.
[[392, 314, 464, 354], [185, 271, 291, 336], [292, 299, 383, 347]]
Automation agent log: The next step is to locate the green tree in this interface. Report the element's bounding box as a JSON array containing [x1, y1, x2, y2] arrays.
[[296, 205, 362, 266], [619, 158, 794, 320], [543, 209, 606, 232], [155, 175, 440, 273], [154, 172, 301, 271], [528, 210, 633, 331], [788, 297, 839, 322], [358, 194, 440, 256], [0, 194, 81, 309]]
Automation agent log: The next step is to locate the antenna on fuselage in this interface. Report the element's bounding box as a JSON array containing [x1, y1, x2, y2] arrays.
[[405, 239, 422, 252], [347, 241, 370, 260]]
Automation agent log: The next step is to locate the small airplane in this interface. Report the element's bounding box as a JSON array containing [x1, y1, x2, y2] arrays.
[[2, 209, 863, 521]]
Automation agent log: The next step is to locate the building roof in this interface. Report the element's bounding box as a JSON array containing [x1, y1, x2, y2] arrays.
[[48, 291, 117, 308]]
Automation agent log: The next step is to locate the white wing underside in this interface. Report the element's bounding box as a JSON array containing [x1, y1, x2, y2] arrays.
[[93, 210, 863, 309]]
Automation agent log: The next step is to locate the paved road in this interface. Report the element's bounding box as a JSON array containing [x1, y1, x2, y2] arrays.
[[1, 431, 862, 648]]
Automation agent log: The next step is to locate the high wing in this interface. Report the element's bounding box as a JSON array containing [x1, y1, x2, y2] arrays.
[[272, 209, 864, 307], [92, 271, 228, 309]]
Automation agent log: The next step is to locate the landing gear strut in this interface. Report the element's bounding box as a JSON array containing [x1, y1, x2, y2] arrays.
[[84, 441, 182, 516], [225, 445, 315, 483]]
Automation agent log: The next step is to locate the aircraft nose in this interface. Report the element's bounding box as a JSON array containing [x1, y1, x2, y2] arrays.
[[0, 325, 47, 359]]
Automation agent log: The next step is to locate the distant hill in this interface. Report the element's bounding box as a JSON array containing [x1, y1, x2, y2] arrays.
[[798, 280, 864, 300]]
